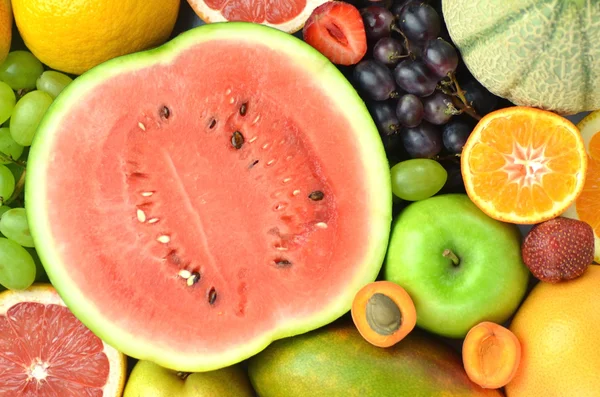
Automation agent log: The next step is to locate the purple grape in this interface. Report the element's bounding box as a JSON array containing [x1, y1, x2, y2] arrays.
[[353, 60, 398, 101], [423, 38, 459, 78], [370, 101, 401, 136], [402, 121, 442, 158], [422, 91, 454, 125], [373, 37, 405, 67], [360, 6, 395, 41], [391, 0, 415, 17], [462, 79, 499, 116], [398, 3, 441, 43], [393, 59, 439, 97], [396, 94, 424, 128], [442, 118, 473, 154]]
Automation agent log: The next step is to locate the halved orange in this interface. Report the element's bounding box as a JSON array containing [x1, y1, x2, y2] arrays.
[[461, 107, 587, 224], [563, 110, 600, 263]]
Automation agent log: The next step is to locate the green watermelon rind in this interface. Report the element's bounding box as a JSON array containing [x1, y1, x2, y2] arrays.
[[26, 22, 392, 371]]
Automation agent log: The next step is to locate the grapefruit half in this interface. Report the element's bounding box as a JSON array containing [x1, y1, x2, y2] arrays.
[[187, 0, 330, 33], [0, 285, 126, 396]]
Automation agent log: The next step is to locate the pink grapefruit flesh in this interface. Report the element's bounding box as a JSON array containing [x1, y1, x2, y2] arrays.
[[0, 285, 126, 396], [187, 0, 331, 33]]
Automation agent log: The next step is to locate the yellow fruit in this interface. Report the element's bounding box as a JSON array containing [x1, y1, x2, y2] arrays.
[[12, 0, 180, 75], [563, 110, 600, 263], [506, 265, 600, 397], [0, 0, 12, 64]]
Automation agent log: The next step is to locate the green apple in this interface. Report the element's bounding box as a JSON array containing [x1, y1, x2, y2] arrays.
[[123, 360, 255, 397], [383, 194, 530, 338]]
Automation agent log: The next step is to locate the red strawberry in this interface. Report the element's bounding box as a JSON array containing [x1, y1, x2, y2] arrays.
[[303, 2, 367, 66]]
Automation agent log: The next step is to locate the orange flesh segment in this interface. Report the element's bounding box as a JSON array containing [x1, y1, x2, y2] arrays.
[[575, 132, 600, 236], [462, 321, 521, 389], [463, 107, 587, 223]]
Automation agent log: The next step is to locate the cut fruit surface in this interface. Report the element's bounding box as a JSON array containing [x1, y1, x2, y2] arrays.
[[187, 0, 330, 33], [351, 280, 416, 348], [462, 321, 521, 389], [563, 110, 600, 263], [303, 2, 367, 66], [0, 284, 126, 396], [461, 107, 587, 224], [26, 22, 391, 372]]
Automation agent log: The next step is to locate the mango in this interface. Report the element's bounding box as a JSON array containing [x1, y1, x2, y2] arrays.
[[248, 321, 501, 397]]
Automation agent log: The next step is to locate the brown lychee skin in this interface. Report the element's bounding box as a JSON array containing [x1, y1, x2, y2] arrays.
[[522, 217, 595, 284]]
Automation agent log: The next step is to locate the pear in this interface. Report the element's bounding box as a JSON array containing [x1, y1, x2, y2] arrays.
[[123, 360, 255, 397]]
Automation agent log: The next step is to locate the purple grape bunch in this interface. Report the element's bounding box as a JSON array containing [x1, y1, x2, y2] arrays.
[[352, 0, 502, 164], [350, 0, 502, 191]]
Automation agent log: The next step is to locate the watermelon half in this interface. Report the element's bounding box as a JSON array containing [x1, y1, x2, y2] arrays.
[[26, 22, 392, 372]]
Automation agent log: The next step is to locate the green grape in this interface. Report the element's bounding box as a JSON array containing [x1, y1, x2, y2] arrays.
[[10, 90, 53, 146], [0, 128, 24, 163], [0, 208, 34, 247], [391, 159, 448, 201], [0, 237, 36, 290], [0, 205, 11, 219], [36, 70, 73, 99], [0, 51, 45, 90], [0, 81, 15, 124], [0, 164, 15, 204]]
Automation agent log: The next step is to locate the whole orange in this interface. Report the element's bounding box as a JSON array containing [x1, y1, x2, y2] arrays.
[[0, 0, 11, 64], [506, 265, 600, 397], [11, 0, 180, 75]]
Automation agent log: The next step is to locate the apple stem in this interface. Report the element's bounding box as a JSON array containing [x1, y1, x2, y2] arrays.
[[443, 249, 460, 266]]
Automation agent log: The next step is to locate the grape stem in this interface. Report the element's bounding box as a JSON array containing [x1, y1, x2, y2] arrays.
[[440, 72, 482, 121], [4, 168, 25, 206], [0, 152, 27, 167], [391, 25, 416, 60]]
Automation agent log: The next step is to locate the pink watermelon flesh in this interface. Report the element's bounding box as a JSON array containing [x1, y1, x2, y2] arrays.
[[0, 302, 109, 395], [28, 23, 390, 371]]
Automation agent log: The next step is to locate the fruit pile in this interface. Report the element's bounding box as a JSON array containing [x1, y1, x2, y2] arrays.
[[1, 0, 600, 396]]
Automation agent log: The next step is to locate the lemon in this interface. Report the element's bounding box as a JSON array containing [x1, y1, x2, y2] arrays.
[[12, 0, 180, 75]]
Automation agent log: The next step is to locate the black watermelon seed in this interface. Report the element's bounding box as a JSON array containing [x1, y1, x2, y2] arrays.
[[240, 103, 248, 116], [248, 159, 259, 169], [308, 191, 324, 201], [208, 287, 217, 305], [191, 271, 201, 282], [160, 106, 170, 119], [209, 119, 217, 129], [231, 131, 244, 149], [275, 259, 292, 267]]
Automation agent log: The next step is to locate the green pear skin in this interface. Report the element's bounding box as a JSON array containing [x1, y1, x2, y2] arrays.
[[123, 360, 255, 397]]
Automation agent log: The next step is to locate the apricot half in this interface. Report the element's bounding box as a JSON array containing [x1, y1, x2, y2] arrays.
[[351, 281, 417, 348], [462, 321, 521, 389]]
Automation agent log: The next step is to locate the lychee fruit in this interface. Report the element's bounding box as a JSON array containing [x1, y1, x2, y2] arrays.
[[521, 217, 595, 283]]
